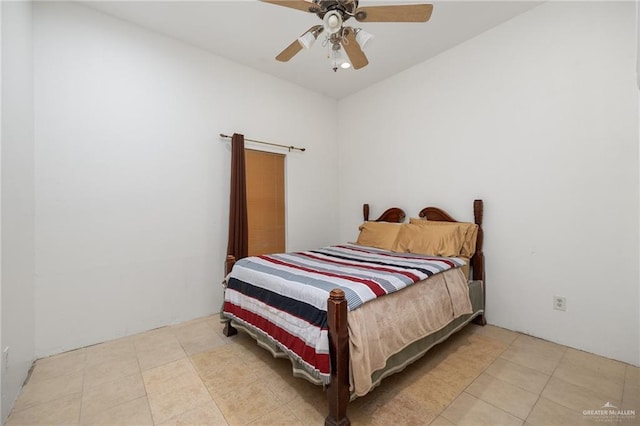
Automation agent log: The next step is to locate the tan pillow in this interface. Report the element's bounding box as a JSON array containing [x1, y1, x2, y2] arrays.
[[355, 222, 402, 251], [409, 218, 478, 258], [392, 223, 465, 257]]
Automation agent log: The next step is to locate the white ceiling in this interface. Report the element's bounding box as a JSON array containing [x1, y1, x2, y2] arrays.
[[82, 0, 542, 99]]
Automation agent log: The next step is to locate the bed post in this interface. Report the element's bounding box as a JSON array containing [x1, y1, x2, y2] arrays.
[[222, 255, 238, 337], [471, 200, 487, 326], [225, 255, 236, 276], [326, 289, 350, 426]]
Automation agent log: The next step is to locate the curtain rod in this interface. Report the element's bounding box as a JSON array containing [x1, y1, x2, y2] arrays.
[[219, 133, 306, 152]]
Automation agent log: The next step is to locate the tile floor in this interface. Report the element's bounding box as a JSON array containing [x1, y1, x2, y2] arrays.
[[5, 316, 639, 426]]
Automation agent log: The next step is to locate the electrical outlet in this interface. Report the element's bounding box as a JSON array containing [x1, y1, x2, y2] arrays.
[[2, 347, 9, 371], [553, 295, 567, 311]]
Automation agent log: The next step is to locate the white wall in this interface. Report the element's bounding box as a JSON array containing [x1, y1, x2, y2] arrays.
[[338, 2, 639, 366], [1, 0, 36, 422], [33, 2, 339, 358]]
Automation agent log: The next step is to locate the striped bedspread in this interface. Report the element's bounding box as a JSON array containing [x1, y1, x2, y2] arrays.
[[223, 244, 465, 383]]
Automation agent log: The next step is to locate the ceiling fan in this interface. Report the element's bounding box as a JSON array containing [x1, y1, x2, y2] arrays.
[[261, 0, 433, 72]]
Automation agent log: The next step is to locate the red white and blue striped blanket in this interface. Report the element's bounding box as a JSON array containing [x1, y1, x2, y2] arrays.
[[223, 243, 464, 384]]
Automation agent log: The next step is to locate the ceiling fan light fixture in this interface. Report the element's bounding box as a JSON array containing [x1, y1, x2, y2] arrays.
[[331, 46, 350, 72], [298, 31, 317, 49], [355, 28, 374, 49], [323, 10, 343, 34]]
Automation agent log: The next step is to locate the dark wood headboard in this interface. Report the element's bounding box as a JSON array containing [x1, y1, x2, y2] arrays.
[[418, 199, 484, 282], [362, 204, 406, 223]]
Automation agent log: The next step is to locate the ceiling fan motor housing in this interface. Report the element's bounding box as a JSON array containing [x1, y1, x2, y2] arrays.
[[316, 0, 358, 22]]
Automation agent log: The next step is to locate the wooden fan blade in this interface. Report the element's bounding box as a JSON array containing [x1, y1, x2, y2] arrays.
[[355, 4, 433, 22], [276, 25, 322, 62], [261, 0, 319, 13], [276, 39, 303, 62], [341, 30, 368, 70]]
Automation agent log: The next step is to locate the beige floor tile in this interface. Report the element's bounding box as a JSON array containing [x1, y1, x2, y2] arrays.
[[500, 335, 566, 375], [466, 373, 539, 420], [190, 345, 242, 380], [156, 401, 228, 426], [262, 372, 320, 405], [552, 348, 625, 401], [363, 393, 438, 426], [553, 363, 624, 403], [626, 365, 639, 384], [246, 406, 303, 426], [171, 319, 228, 356], [84, 338, 137, 367], [445, 348, 502, 374], [466, 336, 510, 360], [562, 348, 627, 379], [12, 371, 84, 412], [84, 356, 140, 389], [287, 394, 326, 426], [431, 358, 485, 388], [623, 382, 639, 414], [202, 369, 261, 401], [622, 395, 639, 418], [428, 416, 456, 426], [147, 380, 213, 424], [623, 365, 640, 411], [349, 390, 389, 424], [236, 351, 282, 377], [195, 346, 262, 400], [400, 372, 466, 413], [132, 327, 176, 351], [541, 376, 621, 413], [29, 349, 86, 384], [442, 392, 523, 426], [142, 358, 198, 394], [80, 396, 153, 426], [485, 358, 550, 395], [137, 339, 187, 371], [212, 380, 282, 426], [80, 373, 146, 419], [468, 324, 520, 346], [6, 392, 81, 426], [526, 397, 592, 426]]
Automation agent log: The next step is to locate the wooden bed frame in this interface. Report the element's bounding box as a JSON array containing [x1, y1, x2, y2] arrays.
[[223, 199, 485, 426]]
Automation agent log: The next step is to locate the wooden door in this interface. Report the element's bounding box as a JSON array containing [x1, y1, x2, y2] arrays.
[[245, 149, 285, 256]]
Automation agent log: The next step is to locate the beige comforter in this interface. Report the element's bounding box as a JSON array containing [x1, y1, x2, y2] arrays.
[[347, 267, 472, 396]]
